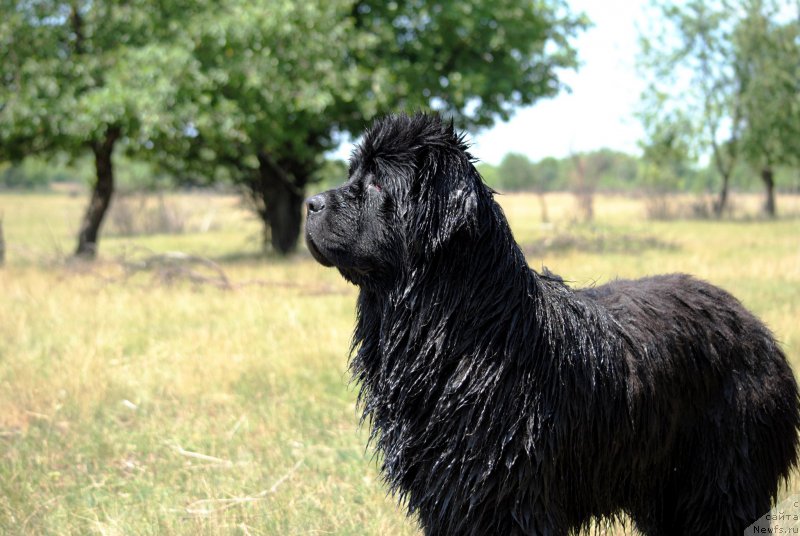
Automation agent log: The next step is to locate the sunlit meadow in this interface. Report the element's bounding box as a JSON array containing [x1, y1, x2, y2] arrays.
[[1, 191, 798, 535]]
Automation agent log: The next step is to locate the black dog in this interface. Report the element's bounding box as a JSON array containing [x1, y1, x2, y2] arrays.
[[305, 113, 800, 535]]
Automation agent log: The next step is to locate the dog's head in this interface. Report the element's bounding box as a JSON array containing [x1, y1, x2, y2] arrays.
[[305, 113, 490, 287]]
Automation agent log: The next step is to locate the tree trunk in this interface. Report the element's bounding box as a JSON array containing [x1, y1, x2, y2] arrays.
[[713, 172, 731, 217], [250, 153, 307, 255], [264, 177, 304, 254], [761, 166, 776, 217], [537, 191, 549, 223], [0, 214, 5, 266], [571, 154, 594, 222], [75, 127, 120, 258]]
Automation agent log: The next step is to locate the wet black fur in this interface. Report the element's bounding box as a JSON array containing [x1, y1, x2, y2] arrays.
[[305, 113, 800, 535]]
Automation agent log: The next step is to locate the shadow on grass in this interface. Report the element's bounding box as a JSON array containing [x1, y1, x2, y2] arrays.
[[56, 246, 352, 296], [521, 226, 679, 257], [210, 245, 326, 266], [210, 249, 278, 264]]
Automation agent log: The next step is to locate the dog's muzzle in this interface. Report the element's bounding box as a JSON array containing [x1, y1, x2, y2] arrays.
[[305, 194, 333, 267]]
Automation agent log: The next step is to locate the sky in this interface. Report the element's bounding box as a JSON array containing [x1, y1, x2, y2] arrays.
[[334, 0, 651, 166]]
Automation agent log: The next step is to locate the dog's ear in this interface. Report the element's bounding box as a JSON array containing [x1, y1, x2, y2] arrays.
[[411, 155, 481, 256]]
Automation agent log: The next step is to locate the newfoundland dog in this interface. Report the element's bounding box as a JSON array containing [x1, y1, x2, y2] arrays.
[[305, 113, 799, 535]]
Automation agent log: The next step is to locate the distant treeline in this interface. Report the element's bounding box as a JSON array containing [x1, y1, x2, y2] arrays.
[[0, 154, 207, 192], [3, 149, 799, 195], [475, 150, 800, 195]]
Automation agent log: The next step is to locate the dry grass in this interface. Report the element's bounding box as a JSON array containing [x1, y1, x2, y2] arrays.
[[1, 190, 798, 534]]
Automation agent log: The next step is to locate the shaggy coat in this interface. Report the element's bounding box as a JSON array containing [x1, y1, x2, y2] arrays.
[[305, 113, 800, 535]]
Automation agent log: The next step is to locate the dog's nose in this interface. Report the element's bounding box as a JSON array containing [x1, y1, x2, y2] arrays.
[[306, 194, 325, 214]]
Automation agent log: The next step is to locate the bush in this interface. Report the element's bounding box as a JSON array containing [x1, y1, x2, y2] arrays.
[[107, 193, 186, 236]]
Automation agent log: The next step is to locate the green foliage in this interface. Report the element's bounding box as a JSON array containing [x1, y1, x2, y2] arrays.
[[155, 2, 363, 178], [0, 0, 193, 159], [638, 0, 740, 202], [0, 0, 588, 253], [533, 157, 565, 191], [484, 150, 643, 193], [0, 1, 203, 255], [734, 0, 800, 170], [579, 150, 644, 191], [638, 113, 697, 192], [145, 0, 588, 252], [0, 152, 176, 192], [347, 0, 588, 129], [314, 159, 350, 192], [498, 153, 537, 191], [476, 163, 502, 190], [0, 160, 64, 190], [638, 0, 800, 199]]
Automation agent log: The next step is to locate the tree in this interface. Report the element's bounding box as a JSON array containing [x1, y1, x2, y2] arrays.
[[638, 0, 743, 216], [533, 157, 563, 191], [562, 150, 616, 221], [639, 115, 697, 217], [151, 2, 368, 254], [156, 0, 587, 254], [499, 152, 549, 221], [0, 212, 4, 266], [639, 0, 800, 217], [734, 0, 800, 216], [476, 163, 502, 190], [0, 1, 194, 257], [498, 153, 536, 191]]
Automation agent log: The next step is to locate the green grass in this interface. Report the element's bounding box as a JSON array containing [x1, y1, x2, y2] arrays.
[[1, 191, 799, 534]]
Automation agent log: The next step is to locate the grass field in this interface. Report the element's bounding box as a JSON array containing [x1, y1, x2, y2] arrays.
[[1, 190, 799, 535]]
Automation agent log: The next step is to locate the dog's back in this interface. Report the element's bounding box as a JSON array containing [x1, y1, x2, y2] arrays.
[[578, 273, 800, 533]]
